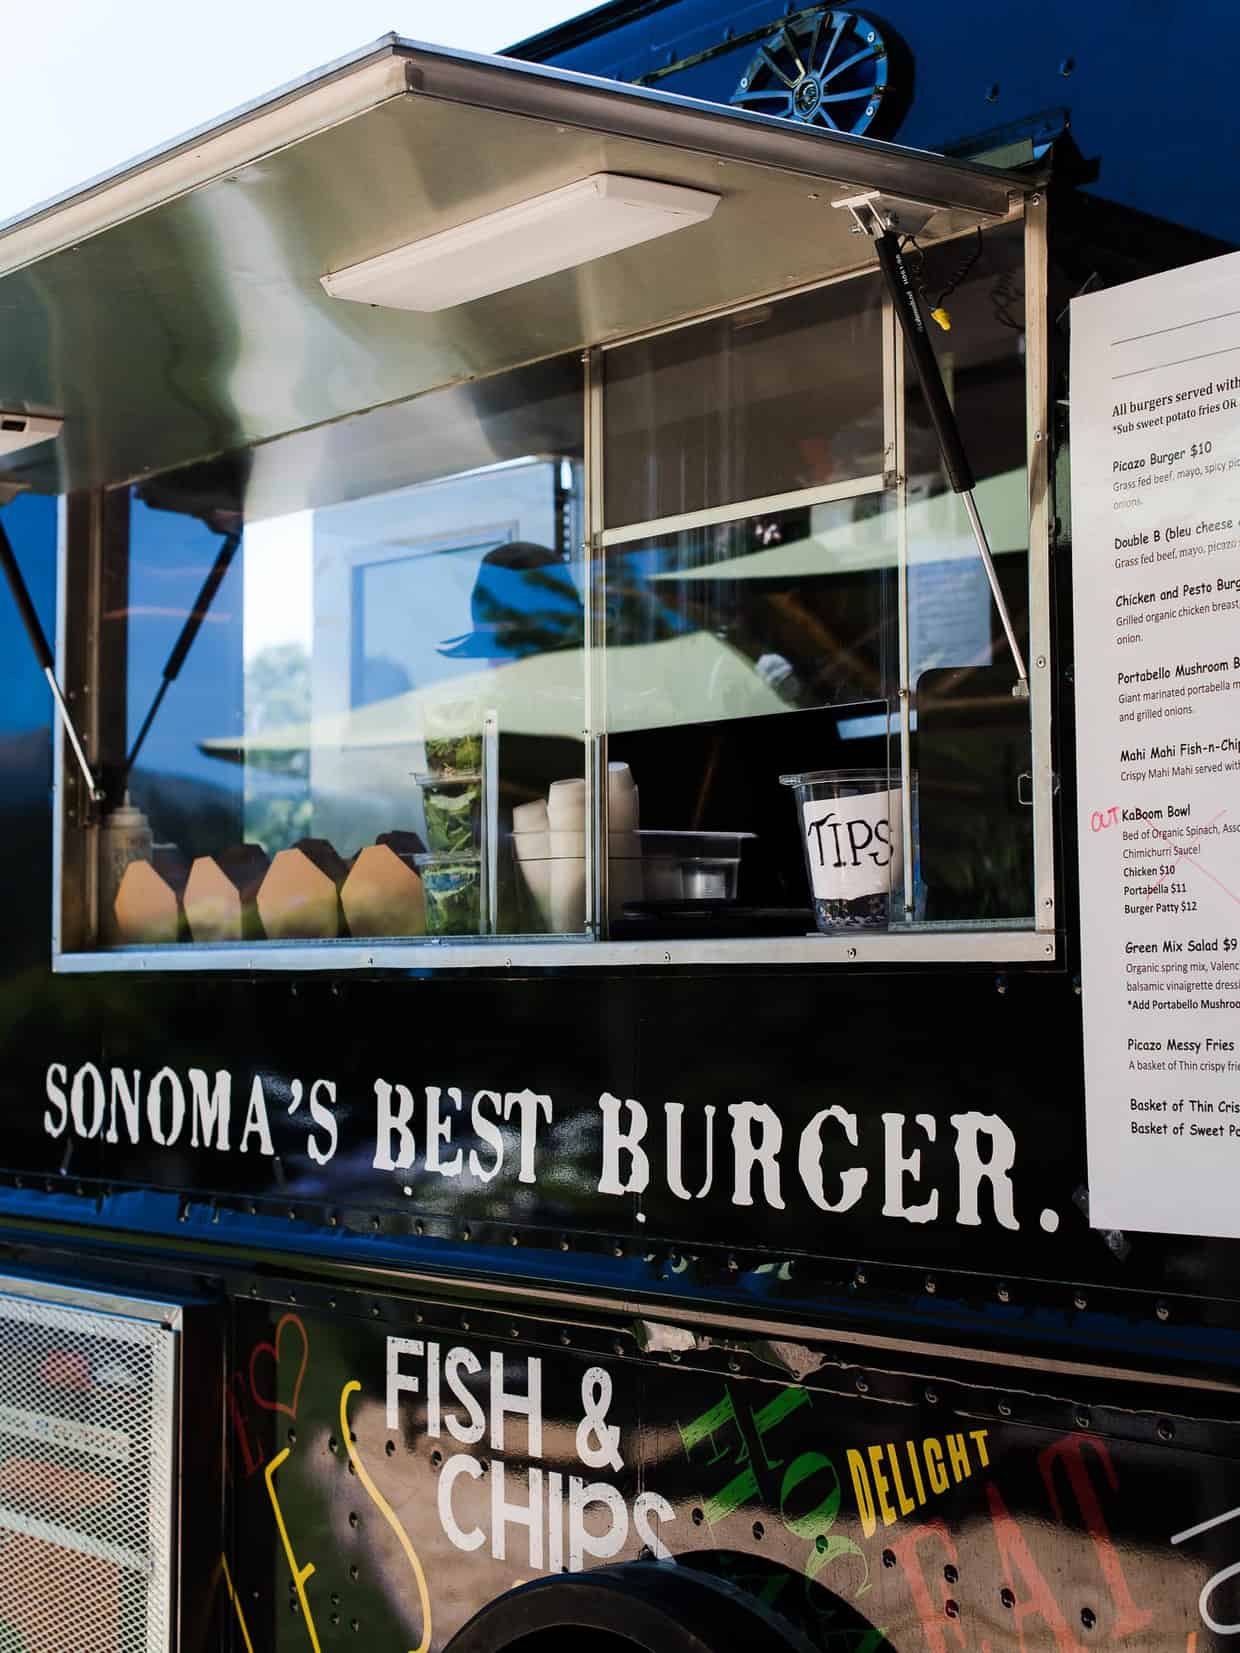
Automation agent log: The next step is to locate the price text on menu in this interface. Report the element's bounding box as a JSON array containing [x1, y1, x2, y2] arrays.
[[1072, 250, 1240, 1238]]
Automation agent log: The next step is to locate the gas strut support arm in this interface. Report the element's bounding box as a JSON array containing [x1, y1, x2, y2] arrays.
[[122, 528, 241, 783], [849, 200, 1030, 698], [0, 511, 104, 801]]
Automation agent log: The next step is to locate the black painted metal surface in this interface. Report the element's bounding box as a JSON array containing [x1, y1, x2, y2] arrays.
[[0, 8, 1238, 1647]]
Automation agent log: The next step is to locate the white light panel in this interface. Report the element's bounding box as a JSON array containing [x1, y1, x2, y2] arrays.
[[321, 173, 720, 313], [0, 413, 62, 457]]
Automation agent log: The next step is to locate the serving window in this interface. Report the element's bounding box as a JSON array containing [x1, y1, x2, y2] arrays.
[[54, 214, 1051, 968]]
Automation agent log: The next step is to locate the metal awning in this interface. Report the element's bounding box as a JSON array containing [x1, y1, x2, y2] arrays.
[[0, 34, 1022, 498]]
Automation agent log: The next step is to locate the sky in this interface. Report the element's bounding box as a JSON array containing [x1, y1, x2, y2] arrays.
[[0, 0, 586, 736], [0, 0, 585, 224]]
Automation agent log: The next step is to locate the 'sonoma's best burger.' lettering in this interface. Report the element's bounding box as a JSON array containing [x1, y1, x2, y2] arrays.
[[43, 1063, 1030, 1229]]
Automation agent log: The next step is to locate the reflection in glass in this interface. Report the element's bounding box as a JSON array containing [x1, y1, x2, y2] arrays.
[[904, 220, 1033, 924], [0, 491, 65, 969], [604, 496, 896, 731], [604, 276, 885, 528], [70, 230, 1038, 955], [95, 355, 587, 947], [601, 499, 896, 938]]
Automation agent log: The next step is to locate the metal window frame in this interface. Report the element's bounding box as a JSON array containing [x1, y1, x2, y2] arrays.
[[584, 345, 608, 938], [53, 207, 1056, 974], [53, 491, 106, 958], [600, 474, 889, 548], [887, 288, 915, 915], [1024, 193, 1056, 932]]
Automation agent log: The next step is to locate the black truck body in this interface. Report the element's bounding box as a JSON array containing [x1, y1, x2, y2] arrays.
[[0, 7, 1237, 1651]]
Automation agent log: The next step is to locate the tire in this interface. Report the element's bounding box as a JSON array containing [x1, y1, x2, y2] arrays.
[[443, 1560, 822, 1653]]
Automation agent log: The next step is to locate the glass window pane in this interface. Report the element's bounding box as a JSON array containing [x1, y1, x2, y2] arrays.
[[603, 277, 886, 529], [601, 496, 898, 939], [91, 355, 587, 949], [904, 221, 1033, 926], [0, 490, 62, 967]]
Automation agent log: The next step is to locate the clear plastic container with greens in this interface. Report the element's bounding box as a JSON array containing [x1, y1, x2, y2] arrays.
[[414, 852, 482, 936], [415, 773, 481, 855], [422, 697, 483, 777]]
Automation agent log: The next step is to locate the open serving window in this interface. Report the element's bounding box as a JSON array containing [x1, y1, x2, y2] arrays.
[[0, 38, 1054, 969]]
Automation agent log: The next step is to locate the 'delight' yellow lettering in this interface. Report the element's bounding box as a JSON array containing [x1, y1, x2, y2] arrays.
[[945, 1432, 971, 1484], [924, 1437, 949, 1494], [904, 1440, 926, 1506], [846, 1448, 876, 1538], [886, 1443, 915, 1516], [868, 1443, 896, 1527]]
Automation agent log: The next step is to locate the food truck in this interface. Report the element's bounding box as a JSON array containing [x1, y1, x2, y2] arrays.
[[1, 2, 1240, 1648]]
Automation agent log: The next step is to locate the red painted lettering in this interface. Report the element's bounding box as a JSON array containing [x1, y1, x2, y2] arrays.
[[1039, 1433, 1153, 1639], [988, 1481, 1085, 1653], [888, 1521, 965, 1653]]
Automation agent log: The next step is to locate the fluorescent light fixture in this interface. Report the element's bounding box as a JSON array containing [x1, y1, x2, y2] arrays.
[[0, 412, 61, 457], [321, 173, 720, 313]]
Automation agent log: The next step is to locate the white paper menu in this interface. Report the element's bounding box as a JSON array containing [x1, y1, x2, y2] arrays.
[[1072, 250, 1240, 1238]]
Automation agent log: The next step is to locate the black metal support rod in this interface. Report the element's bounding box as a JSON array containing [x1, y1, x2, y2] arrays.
[[0, 513, 102, 799], [874, 230, 975, 493], [872, 229, 1030, 697], [123, 529, 241, 780], [0, 512, 54, 673], [123, 678, 171, 783]]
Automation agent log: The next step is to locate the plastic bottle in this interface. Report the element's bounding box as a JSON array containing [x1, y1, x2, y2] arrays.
[[98, 793, 153, 943]]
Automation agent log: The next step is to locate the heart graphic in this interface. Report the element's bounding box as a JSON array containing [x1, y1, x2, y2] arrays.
[[248, 1313, 309, 1421]]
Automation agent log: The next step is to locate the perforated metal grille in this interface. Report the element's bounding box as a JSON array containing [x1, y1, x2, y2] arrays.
[[0, 1288, 176, 1653]]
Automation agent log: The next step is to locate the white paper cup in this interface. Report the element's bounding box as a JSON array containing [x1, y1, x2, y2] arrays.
[[610, 791, 640, 832], [512, 830, 550, 861], [513, 799, 549, 833], [547, 784, 586, 829], [513, 850, 553, 931], [550, 856, 586, 932], [550, 829, 586, 857], [548, 778, 586, 812], [547, 808, 585, 831]]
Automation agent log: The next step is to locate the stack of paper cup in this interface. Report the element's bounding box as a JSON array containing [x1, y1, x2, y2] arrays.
[[546, 778, 586, 827], [512, 768, 642, 931], [546, 780, 587, 931], [512, 798, 553, 930], [513, 799, 549, 838], [607, 763, 641, 915]]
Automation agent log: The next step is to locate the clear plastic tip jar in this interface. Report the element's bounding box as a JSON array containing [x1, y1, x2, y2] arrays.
[[779, 769, 909, 932]]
